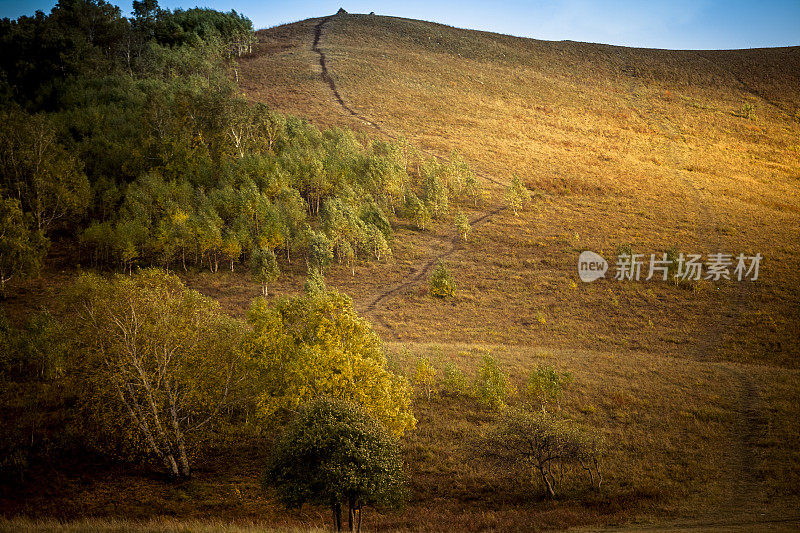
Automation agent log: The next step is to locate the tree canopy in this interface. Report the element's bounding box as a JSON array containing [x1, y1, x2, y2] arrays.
[[244, 286, 416, 437], [264, 397, 406, 533]]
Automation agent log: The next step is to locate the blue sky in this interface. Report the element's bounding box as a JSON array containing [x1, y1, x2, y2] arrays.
[[1, 0, 798, 49]]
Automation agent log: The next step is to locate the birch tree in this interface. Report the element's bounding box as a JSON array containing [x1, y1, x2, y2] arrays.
[[67, 269, 244, 478]]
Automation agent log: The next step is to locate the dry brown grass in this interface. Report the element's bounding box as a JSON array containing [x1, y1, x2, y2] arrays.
[[2, 10, 799, 532], [240, 13, 800, 369]]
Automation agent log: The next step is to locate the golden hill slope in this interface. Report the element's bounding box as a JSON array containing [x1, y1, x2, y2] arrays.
[[239, 12, 800, 368]]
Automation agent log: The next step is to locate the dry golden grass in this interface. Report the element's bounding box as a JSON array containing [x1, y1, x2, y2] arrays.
[[241, 13, 800, 369], [2, 10, 799, 532]]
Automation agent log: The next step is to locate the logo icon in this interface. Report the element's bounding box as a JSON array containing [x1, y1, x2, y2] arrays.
[[578, 251, 608, 282]]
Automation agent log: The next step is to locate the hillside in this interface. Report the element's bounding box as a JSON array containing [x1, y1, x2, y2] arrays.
[[1, 8, 799, 533], [242, 12, 800, 366]]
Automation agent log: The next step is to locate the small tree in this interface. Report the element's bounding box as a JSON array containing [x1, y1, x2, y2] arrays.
[[308, 230, 334, 273], [472, 354, 514, 410], [404, 192, 431, 231], [454, 209, 471, 241], [477, 409, 603, 498], [506, 175, 531, 216], [526, 364, 573, 413], [429, 259, 456, 298], [264, 397, 406, 533], [250, 246, 279, 296]]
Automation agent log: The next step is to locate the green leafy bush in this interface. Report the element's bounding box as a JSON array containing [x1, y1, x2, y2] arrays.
[[442, 362, 468, 395], [429, 260, 456, 298], [526, 364, 573, 412]]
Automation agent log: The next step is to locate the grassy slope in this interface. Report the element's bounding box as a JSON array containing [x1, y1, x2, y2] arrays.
[[241, 13, 800, 368], [2, 11, 799, 532]]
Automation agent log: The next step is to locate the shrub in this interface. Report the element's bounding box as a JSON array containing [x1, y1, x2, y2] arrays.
[[526, 364, 573, 412], [429, 260, 456, 298], [505, 174, 531, 216], [442, 362, 469, 395], [472, 354, 514, 410], [413, 357, 437, 400], [454, 209, 470, 241]]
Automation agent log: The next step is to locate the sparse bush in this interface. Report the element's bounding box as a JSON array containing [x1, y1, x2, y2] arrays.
[[472, 354, 514, 410], [526, 364, 573, 412], [442, 362, 469, 395], [429, 259, 456, 298], [413, 357, 437, 400], [476, 409, 604, 498]]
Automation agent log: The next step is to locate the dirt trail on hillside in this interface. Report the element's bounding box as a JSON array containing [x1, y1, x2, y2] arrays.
[[308, 15, 793, 530], [312, 16, 507, 188], [311, 14, 509, 336]]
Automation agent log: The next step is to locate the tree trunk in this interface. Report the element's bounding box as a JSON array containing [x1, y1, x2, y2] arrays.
[[538, 464, 556, 498], [347, 495, 356, 533], [331, 502, 342, 532]]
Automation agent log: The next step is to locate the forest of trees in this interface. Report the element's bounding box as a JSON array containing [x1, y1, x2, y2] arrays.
[[0, 0, 483, 295]]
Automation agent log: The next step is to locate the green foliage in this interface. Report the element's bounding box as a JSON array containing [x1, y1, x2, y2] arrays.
[[526, 364, 573, 412], [308, 230, 334, 273], [429, 259, 456, 298], [0, 110, 90, 234], [303, 268, 327, 296], [0, 3, 477, 280], [472, 354, 515, 410], [64, 269, 245, 478], [454, 209, 471, 241], [740, 102, 754, 119], [250, 246, 279, 296], [404, 192, 431, 231], [0, 310, 65, 381], [412, 357, 438, 400], [0, 196, 47, 296], [244, 288, 416, 437], [505, 174, 531, 216], [477, 409, 604, 498], [264, 397, 405, 532]]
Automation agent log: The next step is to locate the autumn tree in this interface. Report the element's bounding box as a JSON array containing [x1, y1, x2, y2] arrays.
[[264, 397, 406, 533], [66, 269, 244, 478], [244, 286, 415, 437]]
